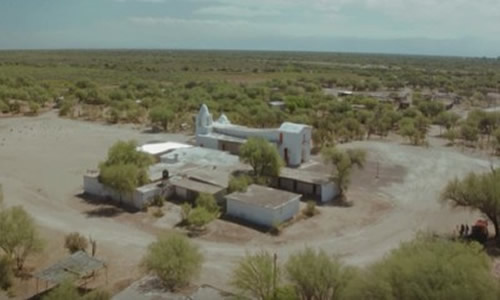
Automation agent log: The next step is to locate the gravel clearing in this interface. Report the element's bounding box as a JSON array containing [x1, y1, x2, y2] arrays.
[[1, 112, 498, 299]]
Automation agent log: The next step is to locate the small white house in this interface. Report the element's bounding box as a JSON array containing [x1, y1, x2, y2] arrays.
[[83, 172, 163, 210], [225, 185, 301, 228]]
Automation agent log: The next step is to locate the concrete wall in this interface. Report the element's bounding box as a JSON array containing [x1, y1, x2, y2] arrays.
[[218, 140, 241, 155], [83, 175, 161, 210], [279, 128, 311, 167], [226, 196, 300, 227], [320, 182, 339, 203], [275, 176, 337, 203], [196, 135, 219, 149], [274, 197, 300, 224]]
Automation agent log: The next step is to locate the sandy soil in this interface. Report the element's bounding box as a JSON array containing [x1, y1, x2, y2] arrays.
[[1, 112, 498, 299]]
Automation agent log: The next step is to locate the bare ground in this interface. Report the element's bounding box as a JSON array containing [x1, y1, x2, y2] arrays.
[[0, 112, 498, 299]]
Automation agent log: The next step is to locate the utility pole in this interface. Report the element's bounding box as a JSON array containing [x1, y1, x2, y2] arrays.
[[376, 160, 380, 179], [273, 253, 278, 300]]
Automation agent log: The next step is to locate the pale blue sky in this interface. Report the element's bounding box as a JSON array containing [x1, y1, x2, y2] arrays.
[[0, 0, 499, 56]]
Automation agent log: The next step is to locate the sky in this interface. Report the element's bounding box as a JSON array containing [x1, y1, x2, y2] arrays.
[[0, 0, 499, 57]]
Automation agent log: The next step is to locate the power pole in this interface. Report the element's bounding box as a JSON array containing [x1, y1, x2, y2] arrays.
[[273, 253, 278, 300], [376, 160, 380, 179]]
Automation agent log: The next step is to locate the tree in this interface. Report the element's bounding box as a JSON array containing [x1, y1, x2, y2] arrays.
[[493, 128, 500, 154], [399, 116, 429, 145], [343, 235, 499, 300], [100, 140, 154, 169], [149, 106, 174, 131], [461, 123, 479, 146], [441, 169, 500, 238], [239, 137, 284, 178], [0, 256, 12, 291], [99, 140, 154, 200], [228, 175, 252, 193], [142, 233, 203, 290], [286, 248, 355, 300], [64, 232, 88, 254], [99, 163, 142, 201], [322, 147, 366, 204], [399, 118, 419, 144], [0, 206, 44, 271], [443, 128, 459, 145], [436, 111, 460, 131], [231, 250, 279, 300]]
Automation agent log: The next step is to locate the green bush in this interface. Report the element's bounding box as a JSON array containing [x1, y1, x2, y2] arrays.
[[303, 201, 318, 217], [187, 207, 215, 228], [152, 208, 164, 218], [180, 203, 192, 222], [142, 233, 203, 290], [228, 176, 252, 193], [59, 100, 73, 117], [29, 101, 40, 115], [64, 232, 88, 254], [151, 195, 164, 207], [0, 101, 9, 114], [195, 193, 219, 215]]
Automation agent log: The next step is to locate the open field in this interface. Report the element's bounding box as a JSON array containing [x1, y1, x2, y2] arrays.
[[1, 111, 497, 299]]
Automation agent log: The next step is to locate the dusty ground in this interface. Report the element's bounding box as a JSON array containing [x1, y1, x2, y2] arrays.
[[0, 112, 498, 299]]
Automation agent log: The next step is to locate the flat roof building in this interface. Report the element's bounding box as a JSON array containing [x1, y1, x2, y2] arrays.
[[275, 168, 338, 203], [225, 184, 301, 227]]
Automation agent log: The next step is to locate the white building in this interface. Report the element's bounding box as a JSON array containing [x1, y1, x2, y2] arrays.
[[195, 104, 312, 167], [226, 184, 301, 228], [276, 168, 338, 203], [83, 146, 248, 209], [83, 172, 163, 210]]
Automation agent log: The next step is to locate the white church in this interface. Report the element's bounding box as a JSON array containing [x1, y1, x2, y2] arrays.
[[195, 104, 312, 167]]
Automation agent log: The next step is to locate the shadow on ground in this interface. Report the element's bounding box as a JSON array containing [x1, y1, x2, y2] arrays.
[[75, 193, 138, 218]]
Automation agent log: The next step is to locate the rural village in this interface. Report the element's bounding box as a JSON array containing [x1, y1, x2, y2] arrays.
[[1, 50, 500, 300]]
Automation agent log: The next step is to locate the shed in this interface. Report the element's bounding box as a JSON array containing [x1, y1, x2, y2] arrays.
[[170, 177, 226, 202], [33, 251, 107, 294], [276, 168, 338, 203], [83, 172, 162, 210], [225, 184, 301, 227]]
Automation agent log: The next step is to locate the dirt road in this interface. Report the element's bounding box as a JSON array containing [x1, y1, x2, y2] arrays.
[[0, 112, 497, 299]]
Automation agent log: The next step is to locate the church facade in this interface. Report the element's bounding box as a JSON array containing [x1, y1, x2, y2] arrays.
[[195, 104, 312, 167]]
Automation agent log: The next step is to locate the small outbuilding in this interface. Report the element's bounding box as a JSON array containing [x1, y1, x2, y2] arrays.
[[170, 177, 226, 203], [225, 184, 301, 228], [276, 168, 338, 203]]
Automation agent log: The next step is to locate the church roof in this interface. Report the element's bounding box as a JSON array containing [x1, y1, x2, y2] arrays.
[[279, 122, 310, 133]]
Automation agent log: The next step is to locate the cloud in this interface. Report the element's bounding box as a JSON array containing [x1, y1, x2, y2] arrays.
[[194, 6, 281, 18]]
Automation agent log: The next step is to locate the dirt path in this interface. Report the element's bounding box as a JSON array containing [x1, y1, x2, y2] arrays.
[[1, 112, 497, 298]]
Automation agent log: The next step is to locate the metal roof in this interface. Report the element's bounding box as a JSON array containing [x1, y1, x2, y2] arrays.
[[34, 251, 105, 284]]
